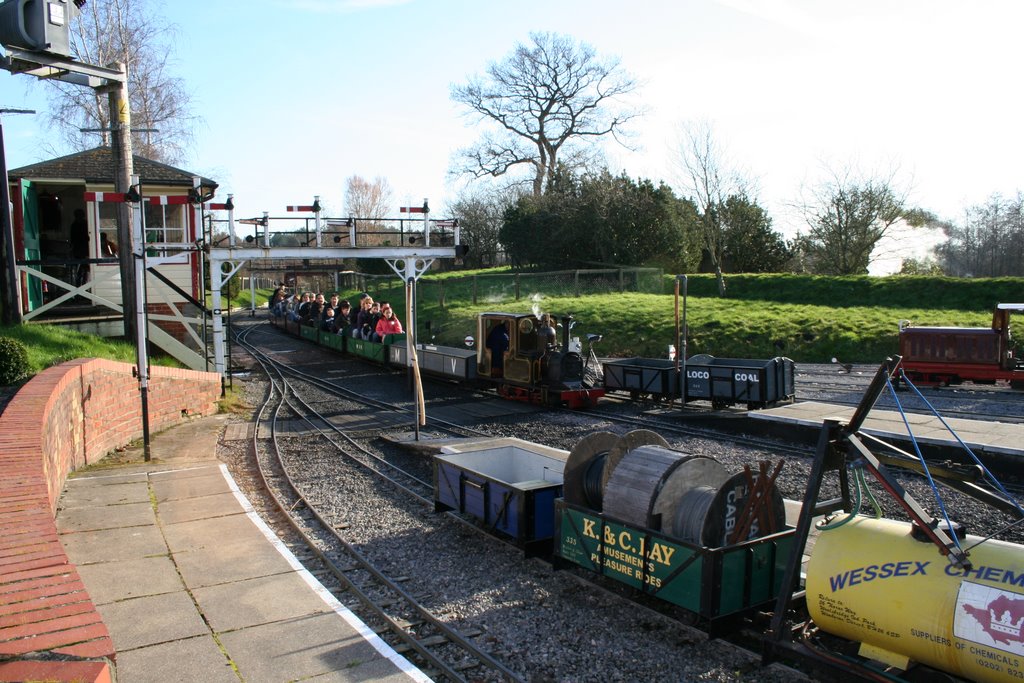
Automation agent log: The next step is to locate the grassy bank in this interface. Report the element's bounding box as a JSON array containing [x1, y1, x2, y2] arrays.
[[0, 323, 182, 376], [672, 273, 1023, 311], [333, 271, 1019, 364], [404, 294, 997, 364]]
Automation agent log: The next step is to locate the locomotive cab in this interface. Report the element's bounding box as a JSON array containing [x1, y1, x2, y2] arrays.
[[477, 312, 561, 385], [476, 312, 603, 407]]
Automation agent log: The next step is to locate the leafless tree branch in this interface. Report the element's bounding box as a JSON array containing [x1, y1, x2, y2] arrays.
[[451, 32, 641, 196]]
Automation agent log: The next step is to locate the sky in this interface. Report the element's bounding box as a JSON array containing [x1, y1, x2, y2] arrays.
[[2, 0, 1022, 273]]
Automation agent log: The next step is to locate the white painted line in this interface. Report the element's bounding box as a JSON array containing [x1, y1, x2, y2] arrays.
[[217, 463, 431, 683], [66, 471, 148, 482], [149, 464, 221, 476]]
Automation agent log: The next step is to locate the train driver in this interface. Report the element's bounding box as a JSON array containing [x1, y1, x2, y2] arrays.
[[486, 320, 510, 378]]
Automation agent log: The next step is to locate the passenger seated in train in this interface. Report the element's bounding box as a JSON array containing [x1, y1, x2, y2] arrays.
[[269, 287, 287, 317], [321, 307, 335, 332], [286, 293, 304, 322], [296, 292, 312, 320], [353, 296, 374, 338], [334, 300, 352, 335], [365, 301, 382, 339], [373, 302, 403, 341], [486, 320, 510, 378], [304, 294, 324, 326], [324, 294, 340, 324]]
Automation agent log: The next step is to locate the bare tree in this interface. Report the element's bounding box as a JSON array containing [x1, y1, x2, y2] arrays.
[[45, 0, 196, 163], [938, 193, 1024, 277], [795, 166, 908, 275], [674, 121, 753, 295], [344, 175, 394, 219], [448, 183, 522, 268], [451, 32, 640, 197]]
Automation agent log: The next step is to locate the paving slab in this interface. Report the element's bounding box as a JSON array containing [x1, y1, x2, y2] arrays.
[[59, 479, 151, 508], [155, 491, 242, 525], [75, 555, 183, 605], [192, 571, 333, 632], [96, 590, 208, 651], [61, 524, 169, 565], [173, 541, 296, 589], [55, 501, 155, 533], [159, 512, 272, 554], [150, 468, 234, 502], [219, 612, 413, 683], [113, 634, 239, 683]]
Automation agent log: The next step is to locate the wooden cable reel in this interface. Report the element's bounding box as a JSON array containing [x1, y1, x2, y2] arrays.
[[602, 445, 728, 533], [562, 431, 621, 510], [599, 429, 669, 495], [670, 462, 786, 547], [596, 434, 787, 547]]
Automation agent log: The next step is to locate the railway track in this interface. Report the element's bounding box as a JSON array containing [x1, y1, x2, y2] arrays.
[[225, 319, 1024, 680], [229, 321, 807, 681], [237, 324, 524, 683]]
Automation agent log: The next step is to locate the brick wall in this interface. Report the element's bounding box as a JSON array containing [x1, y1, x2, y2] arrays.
[[1, 359, 221, 515], [0, 359, 220, 681], [148, 301, 202, 349]]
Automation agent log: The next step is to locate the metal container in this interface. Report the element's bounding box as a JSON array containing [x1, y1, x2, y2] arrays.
[[419, 344, 478, 381], [554, 500, 796, 631], [685, 356, 794, 408], [808, 516, 1024, 682], [602, 357, 679, 398], [434, 446, 564, 554]]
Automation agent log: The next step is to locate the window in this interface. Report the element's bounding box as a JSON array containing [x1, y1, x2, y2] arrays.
[[95, 201, 189, 263], [98, 203, 120, 257], [145, 203, 187, 259]]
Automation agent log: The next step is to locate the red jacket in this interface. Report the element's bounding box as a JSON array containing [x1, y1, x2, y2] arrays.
[[376, 314, 403, 337]]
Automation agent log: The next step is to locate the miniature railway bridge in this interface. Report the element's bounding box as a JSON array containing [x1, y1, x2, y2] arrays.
[[207, 199, 464, 376]]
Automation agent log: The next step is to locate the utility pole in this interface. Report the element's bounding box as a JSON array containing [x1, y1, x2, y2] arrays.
[[104, 62, 136, 340], [0, 108, 32, 325]]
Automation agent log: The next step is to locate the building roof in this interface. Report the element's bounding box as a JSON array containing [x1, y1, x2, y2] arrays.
[[8, 146, 218, 195]]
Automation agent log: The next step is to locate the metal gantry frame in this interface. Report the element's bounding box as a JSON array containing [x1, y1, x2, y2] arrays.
[[206, 201, 460, 402]]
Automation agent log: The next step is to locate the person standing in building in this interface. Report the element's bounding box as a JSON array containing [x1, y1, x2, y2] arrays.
[[69, 209, 89, 287]]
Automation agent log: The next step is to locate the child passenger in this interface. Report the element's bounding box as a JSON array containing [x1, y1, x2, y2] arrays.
[[374, 302, 403, 341]]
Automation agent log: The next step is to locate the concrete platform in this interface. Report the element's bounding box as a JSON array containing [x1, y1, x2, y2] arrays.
[[751, 401, 1024, 457], [56, 414, 428, 683]]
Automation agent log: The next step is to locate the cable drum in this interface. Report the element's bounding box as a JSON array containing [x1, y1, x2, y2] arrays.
[[581, 452, 607, 508], [600, 429, 669, 495], [602, 445, 727, 532], [563, 431, 621, 510], [672, 471, 787, 547], [672, 486, 719, 545]]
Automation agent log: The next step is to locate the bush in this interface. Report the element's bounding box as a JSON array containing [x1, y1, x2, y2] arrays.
[[0, 336, 30, 386]]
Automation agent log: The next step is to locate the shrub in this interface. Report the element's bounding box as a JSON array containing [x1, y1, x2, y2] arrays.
[[0, 336, 30, 386]]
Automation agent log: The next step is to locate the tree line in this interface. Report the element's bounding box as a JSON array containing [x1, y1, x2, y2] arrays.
[[447, 33, 1022, 280], [46, 10, 1020, 280]]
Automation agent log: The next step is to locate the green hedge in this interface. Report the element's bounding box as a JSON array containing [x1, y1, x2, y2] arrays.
[[673, 274, 1024, 311]]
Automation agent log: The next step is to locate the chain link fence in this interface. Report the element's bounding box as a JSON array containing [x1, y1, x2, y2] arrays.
[[356, 267, 664, 309]]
